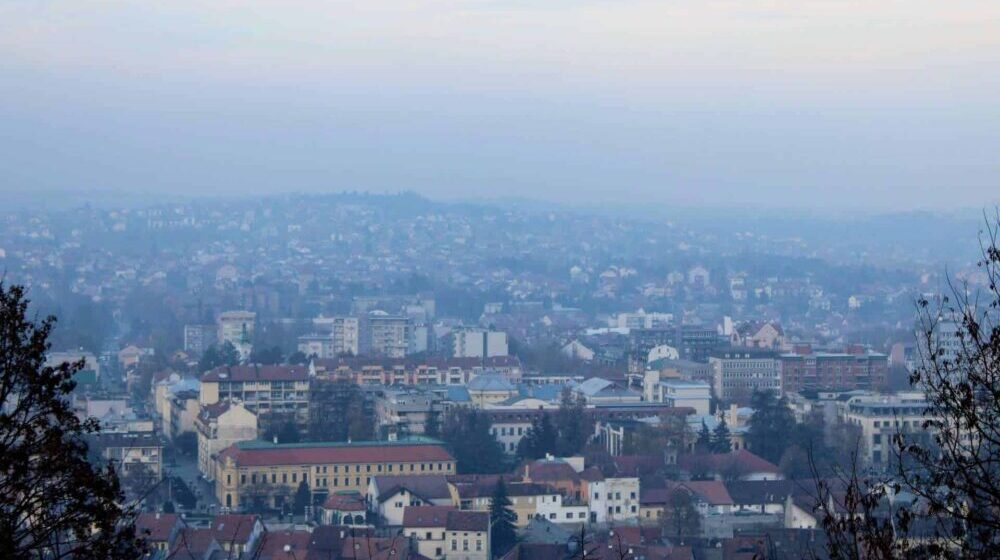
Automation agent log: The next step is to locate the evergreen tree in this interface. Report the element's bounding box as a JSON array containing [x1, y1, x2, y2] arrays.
[[424, 410, 441, 439], [489, 479, 518, 556], [517, 413, 558, 460], [0, 283, 144, 559], [696, 420, 711, 451], [293, 480, 311, 517], [710, 416, 732, 453], [218, 341, 240, 366], [746, 390, 796, 464], [442, 408, 506, 474], [555, 388, 591, 456]]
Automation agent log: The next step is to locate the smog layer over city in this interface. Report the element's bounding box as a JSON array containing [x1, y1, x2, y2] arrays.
[[1, 2, 999, 560]]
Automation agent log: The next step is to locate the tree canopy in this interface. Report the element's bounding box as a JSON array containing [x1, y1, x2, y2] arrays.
[[0, 283, 144, 559]]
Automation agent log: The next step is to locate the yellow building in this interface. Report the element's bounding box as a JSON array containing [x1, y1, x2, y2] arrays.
[[214, 438, 455, 511]]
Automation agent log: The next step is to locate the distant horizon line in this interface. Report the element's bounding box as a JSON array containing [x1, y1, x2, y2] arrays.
[[1, 186, 996, 219]]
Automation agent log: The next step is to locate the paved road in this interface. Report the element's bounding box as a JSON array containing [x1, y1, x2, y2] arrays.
[[166, 451, 219, 514]]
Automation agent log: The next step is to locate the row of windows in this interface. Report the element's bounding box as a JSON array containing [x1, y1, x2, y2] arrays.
[[450, 539, 483, 552], [311, 462, 448, 474], [593, 491, 637, 501]]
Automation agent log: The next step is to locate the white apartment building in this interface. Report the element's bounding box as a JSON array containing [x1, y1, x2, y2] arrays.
[[647, 378, 711, 416], [364, 312, 412, 358], [588, 477, 641, 523], [452, 329, 509, 359], [840, 392, 932, 469], [313, 316, 361, 355]]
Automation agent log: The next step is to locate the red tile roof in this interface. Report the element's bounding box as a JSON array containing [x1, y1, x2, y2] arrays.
[[211, 513, 260, 545], [672, 480, 734, 506], [677, 449, 780, 476], [136, 512, 182, 542], [218, 440, 454, 467], [170, 528, 218, 560], [402, 505, 456, 528], [446, 510, 489, 532], [323, 491, 366, 511], [255, 530, 311, 560], [202, 364, 309, 382]]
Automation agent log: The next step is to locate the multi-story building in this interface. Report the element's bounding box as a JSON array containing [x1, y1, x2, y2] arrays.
[[459, 482, 566, 528], [709, 349, 782, 402], [780, 347, 888, 393], [313, 315, 361, 356], [297, 334, 334, 359], [313, 356, 523, 386], [213, 439, 455, 511], [94, 431, 164, 479], [217, 310, 256, 361], [644, 378, 711, 415], [451, 329, 509, 359], [403, 507, 491, 560], [375, 388, 446, 439], [840, 392, 932, 469], [588, 477, 641, 523], [485, 410, 544, 454], [196, 402, 258, 481], [168, 389, 200, 440], [363, 312, 412, 358], [199, 365, 310, 431], [184, 324, 218, 356]]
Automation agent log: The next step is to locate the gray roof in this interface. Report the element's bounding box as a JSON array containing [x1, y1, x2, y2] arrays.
[[467, 374, 515, 392]]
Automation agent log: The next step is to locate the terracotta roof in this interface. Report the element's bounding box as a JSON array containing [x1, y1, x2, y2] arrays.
[[218, 440, 454, 467], [199, 401, 231, 420], [170, 528, 218, 560], [323, 491, 366, 511], [446, 510, 489, 532], [136, 512, 182, 542], [579, 467, 605, 482], [202, 364, 309, 382], [677, 450, 781, 476], [255, 530, 311, 560], [211, 513, 260, 545], [670, 480, 734, 506], [402, 505, 456, 528], [640, 487, 671, 506], [523, 460, 580, 483]]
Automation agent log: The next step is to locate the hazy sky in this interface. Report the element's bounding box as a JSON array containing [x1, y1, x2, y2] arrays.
[[2, 1, 998, 211]]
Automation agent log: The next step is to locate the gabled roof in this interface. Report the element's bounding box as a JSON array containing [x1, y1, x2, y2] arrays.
[[169, 528, 218, 560], [254, 530, 311, 560], [374, 475, 452, 503], [523, 459, 579, 483], [677, 449, 781, 476], [446, 510, 489, 532], [402, 505, 456, 528], [136, 512, 182, 542], [323, 491, 366, 512], [467, 374, 515, 392], [211, 514, 260, 544], [676, 480, 734, 506]]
